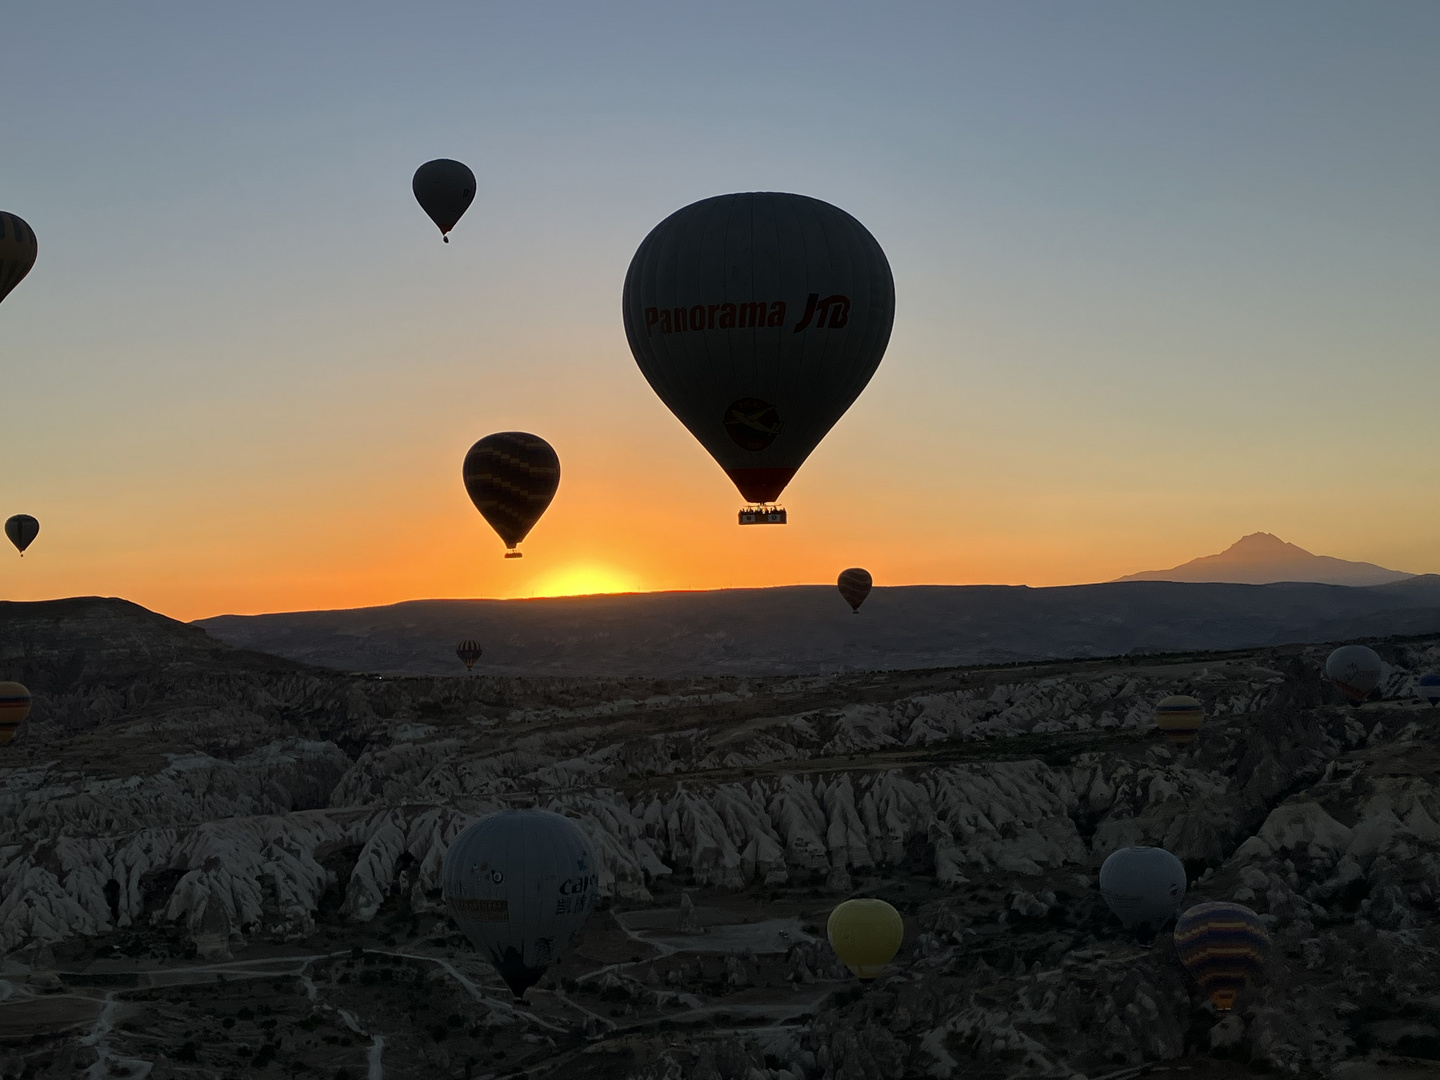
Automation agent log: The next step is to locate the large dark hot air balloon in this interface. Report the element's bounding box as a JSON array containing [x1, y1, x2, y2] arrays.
[[413, 159, 476, 242], [4, 515, 39, 556], [442, 809, 598, 998], [0, 682, 31, 745], [622, 192, 895, 521], [1173, 901, 1270, 1011], [0, 212, 38, 307], [456, 640, 483, 672], [827, 898, 903, 980], [1324, 645, 1383, 705], [1100, 847, 1186, 932], [837, 568, 873, 614], [462, 433, 560, 558]]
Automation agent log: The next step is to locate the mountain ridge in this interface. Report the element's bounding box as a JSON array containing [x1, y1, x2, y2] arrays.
[[1116, 531, 1413, 586]]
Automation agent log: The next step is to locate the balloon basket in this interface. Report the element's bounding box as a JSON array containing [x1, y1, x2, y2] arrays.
[[504, 552, 523, 559], [738, 506, 787, 526]]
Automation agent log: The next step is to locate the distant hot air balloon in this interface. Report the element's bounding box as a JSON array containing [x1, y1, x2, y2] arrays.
[[462, 433, 560, 558], [1325, 645, 1383, 705], [827, 898, 904, 981], [442, 809, 598, 998], [837, 568, 873, 614], [1173, 901, 1270, 1011], [456, 640, 483, 671], [4, 515, 39, 556], [1100, 847, 1187, 932], [1153, 695, 1204, 745], [622, 192, 895, 521], [0, 212, 38, 306], [1415, 673, 1440, 707], [0, 682, 31, 745], [413, 159, 476, 242]]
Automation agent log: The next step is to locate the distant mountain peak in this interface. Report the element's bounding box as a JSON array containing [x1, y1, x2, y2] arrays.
[[1118, 533, 1413, 586]]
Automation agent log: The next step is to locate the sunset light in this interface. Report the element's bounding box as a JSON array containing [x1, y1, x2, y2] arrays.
[[528, 564, 640, 599]]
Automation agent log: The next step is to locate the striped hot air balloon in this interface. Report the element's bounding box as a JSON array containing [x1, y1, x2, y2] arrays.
[[0, 212, 38, 306], [1415, 673, 1440, 707], [5, 515, 39, 556], [622, 192, 895, 517], [0, 682, 32, 745], [1154, 695, 1204, 745], [1173, 901, 1270, 1011], [456, 640, 483, 671], [837, 568, 873, 614], [1324, 645, 1383, 705], [462, 433, 560, 558]]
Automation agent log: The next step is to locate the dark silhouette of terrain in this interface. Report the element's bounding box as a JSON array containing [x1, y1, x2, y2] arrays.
[[196, 576, 1440, 677], [1117, 532, 1413, 585]]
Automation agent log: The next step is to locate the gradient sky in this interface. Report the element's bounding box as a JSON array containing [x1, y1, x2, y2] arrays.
[[1, 2, 1436, 620]]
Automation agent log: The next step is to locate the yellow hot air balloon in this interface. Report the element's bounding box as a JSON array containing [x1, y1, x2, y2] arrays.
[[0, 682, 32, 745], [827, 898, 903, 980]]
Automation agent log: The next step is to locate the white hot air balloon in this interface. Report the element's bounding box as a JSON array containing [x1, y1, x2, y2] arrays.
[[1324, 645, 1384, 705], [442, 809, 598, 998], [1099, 846, 1187, 932]]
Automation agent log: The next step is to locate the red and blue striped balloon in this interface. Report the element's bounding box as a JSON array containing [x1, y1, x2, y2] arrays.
[[1173, 901, 1269, 1011]]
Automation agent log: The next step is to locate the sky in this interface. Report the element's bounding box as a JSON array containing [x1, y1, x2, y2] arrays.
[[1, 2, 1437, 620]]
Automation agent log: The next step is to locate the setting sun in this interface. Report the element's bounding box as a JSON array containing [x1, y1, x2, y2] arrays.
[[528, 564, 640, 598]]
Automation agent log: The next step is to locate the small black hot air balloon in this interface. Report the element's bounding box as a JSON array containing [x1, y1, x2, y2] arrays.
[[0, 212, 38, 306], [456, 640, 483, 672], [462, 433, 560, 558], [413, 159, 476, 242], [5, 515, 39, 556], [837, 568, 872, 614]]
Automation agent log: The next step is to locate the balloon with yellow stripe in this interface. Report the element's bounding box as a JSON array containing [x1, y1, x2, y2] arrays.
[[1173, 901, 1269, 1011], [827, 898, 904, 981], [1154, 695, 1204, 745], [0, 682, 32, 745]]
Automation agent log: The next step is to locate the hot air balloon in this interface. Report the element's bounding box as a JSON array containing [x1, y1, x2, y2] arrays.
[[1325, 645, 1383, 705], [0, 212, 37, 306], [1415, 673, 1440, 707], [462, 433, 560, 558], [456, 640, 483, 672], [837, 568, 873, 614], [827, 898, 904, 981], [4, 515, 39, 556], [442, 809, 598, 998], [622, 192, 895, 522], [1099, 847, 1187, 932], [413, 159, 476, 242], [0, 683, 31, 745], [1153, 695, 1204, 745], [1173, 901, 1269, 1011]]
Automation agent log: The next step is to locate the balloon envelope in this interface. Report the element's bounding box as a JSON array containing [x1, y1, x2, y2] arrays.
[[827, 898, 903, 980], [0, 682, 32, 745], [4, 515, 39, 555], [622, 192, 895, 506], [1173, 901, 1269, 1011], [837, 568, 873, 613], [455, 640, 483, 670], [1325, 645, 1383, 704], [442, 809, 598, 997], [413, 159, 476, 239], [1414, 673, 1440, 707], [1099, 847, 1186, 931], [462, 433, 560, 554], [0, 212, 38, 306], [1153, 695, 1204, 745]]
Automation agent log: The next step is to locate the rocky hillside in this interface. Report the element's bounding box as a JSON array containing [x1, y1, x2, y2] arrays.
[[1, 597, 1438, 1078], [196, 576, 1440, 677]]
